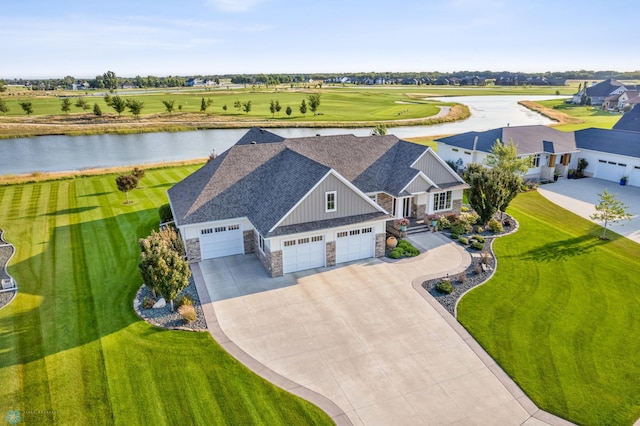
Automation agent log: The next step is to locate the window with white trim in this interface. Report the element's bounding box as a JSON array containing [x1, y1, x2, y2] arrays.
[[531, 154, 540, 168], [325, 191, 336, 212], [258, 234, 265, 252], [433, 191, 452, 211]]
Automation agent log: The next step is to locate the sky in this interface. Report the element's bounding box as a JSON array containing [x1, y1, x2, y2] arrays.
[[2, 0, 638, 79]]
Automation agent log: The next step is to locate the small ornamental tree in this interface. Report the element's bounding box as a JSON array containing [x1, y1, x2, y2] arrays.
[[132, 167, 145, 181], [19, 101, 33, 116], [162, 99, 175, 114], [110, 95, 127, 116], [0, 98, 9, 115], [286, 105, 292, 116], [61, 98, 72, 114], [371, 124, 387, 136], [308, 93, 321, 115], [299, 99, 307, 115], [93, 103, 102, 116], [485, 139, 532, 175], [590, 189, 632, 239], [115, 174, 138, 204], [126, 99, 144, 119], [242, 100, 252, 114]]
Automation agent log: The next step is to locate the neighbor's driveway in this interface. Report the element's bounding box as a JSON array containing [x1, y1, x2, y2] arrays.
[[538, 177, 640, 243], [194, 233, 568, 425]]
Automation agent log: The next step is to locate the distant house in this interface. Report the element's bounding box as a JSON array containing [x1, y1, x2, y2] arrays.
[[168, 128, 467, 277], [186, 78, 204, 87], [436, 122, 640, 187], [613, 105, 640, 132], [401, 78, 419, 85], [433, 77, 450, 85], [617, 90, 640, 111], [571, 78, 628, 106]]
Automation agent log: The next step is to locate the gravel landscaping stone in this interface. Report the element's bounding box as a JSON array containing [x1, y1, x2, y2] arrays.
[[422, 214, 519, 317], [133, 275, 207, 332], [0, 229, 17, 311]]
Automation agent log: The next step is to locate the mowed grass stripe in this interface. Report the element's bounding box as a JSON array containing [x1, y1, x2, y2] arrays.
[[458, 191, 640, 425]]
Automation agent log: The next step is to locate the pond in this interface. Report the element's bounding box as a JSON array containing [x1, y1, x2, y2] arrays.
[[0, 95, 565, 175]]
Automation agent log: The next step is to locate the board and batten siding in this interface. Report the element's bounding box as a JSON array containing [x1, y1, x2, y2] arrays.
[[404, 174, 431, 194], [413, 151, 460, 185], [279, 174, 379, 227]]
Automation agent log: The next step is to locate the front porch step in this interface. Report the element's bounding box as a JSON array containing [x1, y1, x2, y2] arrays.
[[406, 224, 430, 235]]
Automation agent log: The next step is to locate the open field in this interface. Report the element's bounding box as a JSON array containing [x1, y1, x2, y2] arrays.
[[0, 83, 575, 139], [0, 167, 332, 425], [457, 191, 640, 425]]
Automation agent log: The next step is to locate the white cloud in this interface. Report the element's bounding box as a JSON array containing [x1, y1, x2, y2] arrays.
[[205, 0, 265, 13]]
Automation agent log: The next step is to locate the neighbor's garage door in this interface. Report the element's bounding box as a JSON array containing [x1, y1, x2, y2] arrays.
[[628, 166, 640, 187], [200, 224, 244, 260], [336, 227, 375, 264], [595, 159, 626, 182], [282, 235, 325, 274]]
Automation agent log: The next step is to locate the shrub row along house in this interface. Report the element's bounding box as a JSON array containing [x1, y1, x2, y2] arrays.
[[168, 128, 467, 276], [436, 121, 640, 187]]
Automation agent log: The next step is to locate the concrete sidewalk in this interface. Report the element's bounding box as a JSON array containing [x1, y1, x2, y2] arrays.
[[195, 233, 573, 425], [538, 177, 640, 243]]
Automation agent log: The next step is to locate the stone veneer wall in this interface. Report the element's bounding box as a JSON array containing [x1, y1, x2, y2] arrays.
[[185, 238, 201, 263], [375, 233, 386, 257], [326, 241, 336, 267], [416, 204, 426, 221], [270, 250, 283, 277], [243, 230, 254, 254], [377, 193, 394, 214], [255, 244, 272, 275], [452, 199, 462, 215]]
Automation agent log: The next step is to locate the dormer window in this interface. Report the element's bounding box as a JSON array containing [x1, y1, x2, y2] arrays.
[[325, 191, 336, 212]]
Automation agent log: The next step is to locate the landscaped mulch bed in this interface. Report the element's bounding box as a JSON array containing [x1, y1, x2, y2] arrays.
[[422, 215, 518, 316], [133, 275, 207, 331]]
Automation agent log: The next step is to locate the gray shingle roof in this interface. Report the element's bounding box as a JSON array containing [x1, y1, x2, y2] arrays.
[[613, 105, 640, 132], [585, 78, 625, 97], [169, 129, 463, 235], [436, 125, 577, 155], [575, 128, 640, 158]]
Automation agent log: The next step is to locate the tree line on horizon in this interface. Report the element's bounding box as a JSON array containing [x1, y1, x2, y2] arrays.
[[2, 69, 639, 92]]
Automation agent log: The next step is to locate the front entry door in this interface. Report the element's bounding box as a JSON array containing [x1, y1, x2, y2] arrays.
[[402, 197, 412, 218]]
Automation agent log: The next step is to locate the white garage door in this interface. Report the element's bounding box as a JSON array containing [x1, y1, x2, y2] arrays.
[[282, 235, 325, 274], [595, 159, 626, 182], [200, 224, 244, 260], [628, 166, 640, 187], [336, 227, 375, 264]]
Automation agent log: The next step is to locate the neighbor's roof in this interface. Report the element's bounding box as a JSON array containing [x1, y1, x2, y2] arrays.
[[575, 127, 640, 158], [585, 78, 626, 97], [435, 125, 578, 155], [168, 130, 464, 234], [613, 105, 640, 132]]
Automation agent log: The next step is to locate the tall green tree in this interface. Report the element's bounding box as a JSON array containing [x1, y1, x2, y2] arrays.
[[0, 98, 9, 115], [269, 99, 276, 117], [19, 101, 33, 116], [126, 99, 145, 118], [93, 103, 102, 116], [103, 70, 118, 93], [115, 174, 138, 203], [590, 189, 632, 239], [61, 98, 72, 114], [242, 100, 252, 114], [308, 93, 321, 115], [110, 96, 126, 116], [485, 139, 532, 175], [371, 124, 387, 136], [299, 99, 307, 115], [200, 97, 207, 112], [464, 163, 521, 224], [275, 100, 282, 114], [286, 105, 292, 116]]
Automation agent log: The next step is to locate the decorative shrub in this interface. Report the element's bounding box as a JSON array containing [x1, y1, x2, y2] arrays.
[[445, 213, 458, 223], [471, 241, 484, 250], [461, 206, 470, 213], [158, 203, 174, 224], [426, 214, 440, 222], [488, 219, 504, 233], [398, 218, 410, 226], [461, 211, 481, 225], [475, 225, 484, 233], [503, 218, 513, 227], [474, 264, 483, 275], [178, 304, 197, 323], [389, 247, 404, 259], [178, 294, 193, 306], [481, 252, 491, 264], [436, 280, 454, 294], [451, 219, 472, 236], [472, 235, 485, 243], [438, 216, 451, 229], [457, 272, 467, 284], [458, 237, 469, 245], [450, 233, 459, 240]]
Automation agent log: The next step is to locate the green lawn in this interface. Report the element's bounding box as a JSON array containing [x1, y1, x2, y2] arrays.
[[457, 191, 640, 425], [0, 168, 332, 425], [536, 99, 623, 131]]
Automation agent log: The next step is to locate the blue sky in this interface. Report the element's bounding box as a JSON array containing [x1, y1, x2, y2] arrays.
[[2, 0, 637, 79]]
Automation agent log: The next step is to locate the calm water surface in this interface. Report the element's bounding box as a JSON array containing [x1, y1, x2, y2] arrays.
[[0, 95, 565, 175]]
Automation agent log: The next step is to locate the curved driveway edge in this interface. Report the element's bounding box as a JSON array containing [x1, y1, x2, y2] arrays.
[[191, 263, 352, 426]]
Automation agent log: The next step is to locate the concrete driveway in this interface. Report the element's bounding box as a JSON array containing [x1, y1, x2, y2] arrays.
[[538, 177, 640, 243], [193, 233, 569, 425]]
